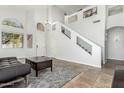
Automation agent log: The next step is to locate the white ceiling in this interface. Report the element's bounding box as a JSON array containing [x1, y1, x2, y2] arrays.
[[55, 5, 89, 15], [0, 5, 46, 10], [0, 5, 89, 15]]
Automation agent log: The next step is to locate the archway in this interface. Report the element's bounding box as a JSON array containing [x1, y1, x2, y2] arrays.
[[105, 26, 124, 63]]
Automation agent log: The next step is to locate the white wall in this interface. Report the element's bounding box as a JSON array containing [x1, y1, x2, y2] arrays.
[[48, 22, 101, 68], [65, 5, 106, 47], [50, 6, 65, 23], [34, 6, 47, 56], [107, 5, 124, 29], [0, 9, 27, 58], [46, 6, 65, 56], [64, 5, 106, 64], [0, 5, 66, 58], [0, 6, 47, 58], [105, 5, 124, 61], [106, 27, 124, 60]]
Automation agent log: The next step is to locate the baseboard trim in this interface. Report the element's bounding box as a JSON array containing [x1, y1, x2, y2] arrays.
[[54, 57, 101, 68], [107, 58, 124, 62]]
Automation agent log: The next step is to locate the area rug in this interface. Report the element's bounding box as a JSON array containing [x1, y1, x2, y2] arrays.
[[5, 59, 83, 88]]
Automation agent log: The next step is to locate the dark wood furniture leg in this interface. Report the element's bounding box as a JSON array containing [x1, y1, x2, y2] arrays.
[[51, 65, 52, 72], [35, 63, 38, 77], [51, 67, 52, 72], [51, 60, 52, 72], [36, 70, 38, 77]]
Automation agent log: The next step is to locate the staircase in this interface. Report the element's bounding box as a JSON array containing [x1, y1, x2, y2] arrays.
[[47, 5, 124, 68], [47, 21, 102, 68], [46, 5, 108, 68]]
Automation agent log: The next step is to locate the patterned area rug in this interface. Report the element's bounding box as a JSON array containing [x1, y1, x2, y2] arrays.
[[5, 59, 83, 88]]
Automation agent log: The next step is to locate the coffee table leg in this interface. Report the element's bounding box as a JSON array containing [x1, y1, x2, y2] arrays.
[[51, 65, 52, 72], [51, 67, 52, 72], [51, 61, 52, 72], [36, 70, 38, 77]]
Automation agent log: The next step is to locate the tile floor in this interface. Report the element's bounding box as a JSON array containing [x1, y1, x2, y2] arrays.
[[62, 59, 124, 88], [18, 58, 124, 88]]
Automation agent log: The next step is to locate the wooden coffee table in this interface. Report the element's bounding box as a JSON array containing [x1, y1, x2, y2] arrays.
[[26, 56, 52, 77]]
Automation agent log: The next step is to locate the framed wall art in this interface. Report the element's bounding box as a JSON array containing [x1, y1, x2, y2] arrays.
[[2, 18, 24, 29], [2, 32, 24, 48], [83, 7, 97, 18]]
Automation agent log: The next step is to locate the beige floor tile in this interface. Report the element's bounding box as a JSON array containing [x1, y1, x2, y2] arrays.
[[63, 81, 74, 88], [62, 59, 123, 88], [93, 73, 113, 88]]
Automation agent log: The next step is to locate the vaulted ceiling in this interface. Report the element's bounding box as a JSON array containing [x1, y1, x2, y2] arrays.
[[55, 5, 89, 15], [0, 5, 89, 15]]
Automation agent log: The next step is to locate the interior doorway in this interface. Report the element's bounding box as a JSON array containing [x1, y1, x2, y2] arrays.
[[105, 27, 124, 62]]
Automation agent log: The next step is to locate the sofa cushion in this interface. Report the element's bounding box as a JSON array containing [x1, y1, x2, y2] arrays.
[[0, 58, 9, 62], [0, 57, 22, 69], [0, 57, 17, 62], [9, 60, 21, 65], [16, 64, 31, 76], [0, 65, 17, 83], [0, 61, 10, 69], [0, 57, 31, 83], [0, 64, 31, 83], [8, 57, 17, 61], [0, 57, 19, 67], [0, 59, 9, 62], [0, 61, 9, 65]]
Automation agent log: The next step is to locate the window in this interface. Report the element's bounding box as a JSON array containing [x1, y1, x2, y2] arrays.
[[2, 32, 24, 48], [77, 36, 92, 55], [68, 15, 78, 23], [61, 26, 71, 39], [108, 5, 123, 16], [37, 22, 44, 32], [83, 7, 97, 18], [2, 18, 23, 29]]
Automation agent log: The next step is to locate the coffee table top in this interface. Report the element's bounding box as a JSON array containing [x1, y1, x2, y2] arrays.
[[26, 56, 52, 63]]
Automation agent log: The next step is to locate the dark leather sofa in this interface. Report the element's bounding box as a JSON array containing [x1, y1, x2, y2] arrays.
[[0, 57, 31, 87]]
